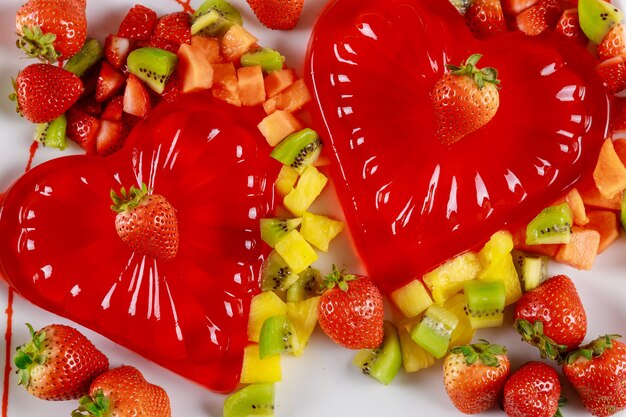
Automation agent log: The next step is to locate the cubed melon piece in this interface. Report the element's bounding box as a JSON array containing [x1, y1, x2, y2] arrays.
[[283, 166, 328, 216], [585, 210, 621, 253], [263, 79, 312, 114], [237, 65, 265, 106], [593, 139, 626, 199], [578, 176, 623, 210], [248, 291, 287, 342], [212, 62, 240, 106], [422, 252, 481, 305], [275, 165, 299, 196], [555, 227, 601, 270], [390, 279, 433, 318], [221, 24, 258, 62], [240, 344, 281, 383], [286, 296, 320, 356], [274, 230, 318, 274], [177, 43, 214, 93], [398, 325, 436, 373], [191, 35, 222, 63], [257, 110, 302, 146], [300, 212, 344, 252], [564, 188, 589, 226], [264, 68, 297, 98]]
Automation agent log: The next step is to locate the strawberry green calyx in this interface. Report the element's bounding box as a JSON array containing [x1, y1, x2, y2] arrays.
[[450, 340, 507, 367], [446, 53, 500, 90], [110, 183, 149, 213], [564, 334, 622, 364], [13, 323, 48, 387], [72, 390, 110, 417], [324, 265, 357, 292], [515, 319, 567, 362], [17, 25, 60, 63]]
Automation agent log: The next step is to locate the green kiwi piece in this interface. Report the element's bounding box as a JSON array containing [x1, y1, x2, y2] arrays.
[[579, 0, 624, 44], [259, 314, 295, 358], [270, 128, 322, 174], [261, 251, 299, 292], [286, 267, 322, 302], [525, 203, 573, 245], [410, 304, 458, 359], [192, 0, 242, 36], [223, 383, 275, 417], [463, 280, 506, 329], [64, 39, 103, 77], [448, 0, 471, 14], [34, 114, 67, 150], [260, 217, 302, 248], [126, 47, 178, 94], [353, 321, 402, 385], [511, 249, 549, 292], [241, 48, 285, 73]]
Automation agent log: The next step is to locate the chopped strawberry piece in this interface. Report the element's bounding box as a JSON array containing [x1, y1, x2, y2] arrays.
[[465, 0, 507, 39], [555, 9, 588, 44], [96, 61, 126, 103], [148, 36, 180, 54], [67, 107, 100, 155], [246, 0, 304, 30], [153, 12, 191, 47], [117, 4, 158, 41], [75, 95, 103, 117], [123, 74, 151, 118], [96, 120, 124, 157], [596, 56, 626, 94], [104, 35, 131, 69], [101, 96, 124, 122], [501, 0, 539, 16], [611, 96, 626, 132], [598, 24, 626, 61], [161, 71, 182, 104], [516, 0, 562, 36]]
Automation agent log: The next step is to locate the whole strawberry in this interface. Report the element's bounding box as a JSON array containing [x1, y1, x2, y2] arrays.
[[503, 361, 563, 417], [13, 324, 109, 401], [246, 0, 304, 30], [72, 366, 171, 417], [431, 53, 500, 145], [317, 266, 384, 349], [443, 341, 510, 414], [514, 275, 587, 361], [111, 184, 179, 261], [465, 0, 507, 39], [16, 0, 87, 62], [563, 335, 626, 417], [13, 63, 84, 123]]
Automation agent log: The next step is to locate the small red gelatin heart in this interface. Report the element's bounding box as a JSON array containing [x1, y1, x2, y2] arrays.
[[0, 93, 277, 393], [306, 0, 609, 294]]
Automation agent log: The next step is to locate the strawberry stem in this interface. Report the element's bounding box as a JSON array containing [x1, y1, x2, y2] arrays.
[[449, 340, 507, 367], [72, 390, 110, 417], [514, 319, 568, 362], [446, 53, 500, 90], [564, 334, 621, 364], [323, 265, 356, 292], [13, 323, 48, 388], [110, 183, 149, 213], [17, 25, 60, 63]]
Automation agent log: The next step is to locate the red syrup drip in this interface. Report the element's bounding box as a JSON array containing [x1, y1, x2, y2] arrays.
[[171, 0, 195, 14], [306, 0, 610, 294], [1, 289, 13, 417], [25, 141, 38, 173]]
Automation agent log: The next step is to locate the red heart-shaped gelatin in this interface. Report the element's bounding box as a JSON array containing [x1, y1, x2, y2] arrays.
[[306, 0, 610, 294], [0, 93, 277, 393]]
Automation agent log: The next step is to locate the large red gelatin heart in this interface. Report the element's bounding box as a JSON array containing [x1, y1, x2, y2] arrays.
[[306, 0, 610, 294], [0, 93, 277, 393]]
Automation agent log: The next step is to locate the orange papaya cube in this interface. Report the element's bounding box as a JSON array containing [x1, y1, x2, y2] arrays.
[[511, 226, 561, 258], [564, 188, 589, 226], [264, 69, 297, 98], [221, 24, 258, 62], [555, 227, 600, 270], [585, 210, 621, 253], [191, 35, 222, 63], [212, 62, 240, 106], [578, 176, 622, 211], [593, 139, 626, 199], [257, 110, 303, 146], [263, 79, 312, 115], [177, 43, 214, 93], [237, 65, 266, 107], [613, 138, 626, 166]]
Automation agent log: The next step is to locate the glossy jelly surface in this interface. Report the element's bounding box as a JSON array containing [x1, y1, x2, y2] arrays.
[[306, 0, 610, 293], [0, 93, 277, 393]]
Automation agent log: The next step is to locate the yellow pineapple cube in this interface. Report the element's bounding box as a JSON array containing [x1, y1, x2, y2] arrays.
[[422, 252, 481, 305], [248, 291, 287, 342], [478, 230, 515, 263], [286, 296, 320, 356], [274, 230, 318, 274], [283, 166, 328, 216], [275, 165, 299, 196], [478, 231, 522, 306], [300, 212, 345, 252], [443, 293, 475, 347], [398, 325, 436, 373], [390, 279, 433, 318], [240, 344, 281, 383]]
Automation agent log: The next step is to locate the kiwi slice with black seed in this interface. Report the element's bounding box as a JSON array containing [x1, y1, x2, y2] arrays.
[[353, 321, 402, 385], [64, 39, 103, 77], [260, 217, 302, 248], [270, 128, 322, 174], [286, 267, 322, 302], [525, 203, 573, 245], [511, 249, 549, 292], [127, 47, 178, 94], [579, 0, 624, 44], [192, 0, 243, 36], [261, 251, 299, 292], [223, 383, 275, 417], [34, 114, 67, 150], [411, 304, 458, 359], [463, 280, 506, 329], [259, 314, 296, 358], [241, 48, 285, 73]]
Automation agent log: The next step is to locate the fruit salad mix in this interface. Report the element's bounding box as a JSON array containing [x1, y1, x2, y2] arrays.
[[2, 0, 626, 416]]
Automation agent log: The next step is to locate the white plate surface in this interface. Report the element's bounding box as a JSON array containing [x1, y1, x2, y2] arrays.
[[0, 0, 624, 416]]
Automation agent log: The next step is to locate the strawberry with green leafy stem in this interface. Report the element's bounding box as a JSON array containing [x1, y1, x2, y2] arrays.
[[514, 275, 587, 361], [246, 0, 304, 30], [443, 340, 511, 414], [503, 361, 564, 417], [15, 0, 87, 62], [563, 335, 626, 417], [317, 266, 384, 349], [72, 366, 171, 417], [14, 324, 109, 401], [431, 53, 500, 145]]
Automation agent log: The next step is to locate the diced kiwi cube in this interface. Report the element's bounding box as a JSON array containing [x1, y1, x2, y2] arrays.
[[300, 212, 344, 252], [283, 166, 328, 216], [248, 291, 287, 342], [390, 279, 433, 318], [241, 48, 285, 72], [578, 0, 624, 44], [526, 203, 573, 245], [260, 217, 302, 248], [286, 267, 322, 302], [463, 280, 506, 329], [286, 296, 320, 356], [260, 250, 299, 292], [512, 249, 549, 292], [274, 230, 318, 274], [397, 325, 436, 373], [35, 114, 67, 150], [240, 345, 281, 384], [271, 128, 323, 174], [64, 38, 103, 77], [353, 322, 403, 385], [127, 47, 178, 94], [223, 383, 275, 417], [259, 315, 295, 358], [411, 305, 458, 359]]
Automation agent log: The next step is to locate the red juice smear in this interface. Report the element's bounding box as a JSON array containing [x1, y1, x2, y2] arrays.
[[2, 288, 13, 417], [172, 0, 195, 14], [25, 141, 38, 173]]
